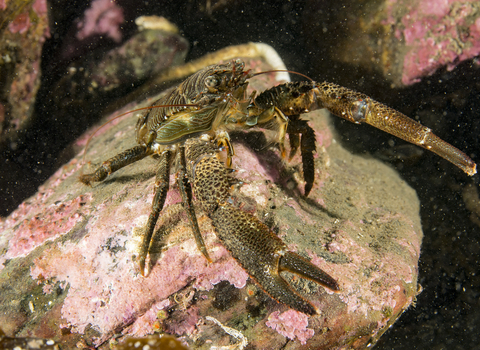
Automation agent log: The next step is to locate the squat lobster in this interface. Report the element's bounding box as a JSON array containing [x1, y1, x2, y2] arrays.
[[80, 59, 476, 315]]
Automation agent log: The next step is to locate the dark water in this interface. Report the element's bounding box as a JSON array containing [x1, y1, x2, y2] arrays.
[[2, 0, 479, 348]]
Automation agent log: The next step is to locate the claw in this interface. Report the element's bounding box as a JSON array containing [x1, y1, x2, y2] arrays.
[[279, 251, 339, 291], [313, 82, 477, 176], [253, 81, 476, 177], [210, 204, 337, 315], [186, 139, 339, 315]]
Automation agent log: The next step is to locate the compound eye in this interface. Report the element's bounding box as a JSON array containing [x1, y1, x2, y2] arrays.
[[205, 75, 219, 88]]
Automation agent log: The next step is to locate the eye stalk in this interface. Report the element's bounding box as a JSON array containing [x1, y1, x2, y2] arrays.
[[205, 75, 220, 93], [205, 75, 219, 88]]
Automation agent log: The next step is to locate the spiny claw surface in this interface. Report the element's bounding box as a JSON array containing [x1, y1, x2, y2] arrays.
[[186, 138, 339, 315], [211, 204, 339, 315], [312, 82, 477, 175], [253, 81, 476, 177]]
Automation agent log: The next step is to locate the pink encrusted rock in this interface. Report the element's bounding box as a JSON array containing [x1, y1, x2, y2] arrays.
[[266, 310, 315, 345], [390, 0, 480, 85], [0, 57, 422, 349], [0, 0, 50, 141], [76, 0, 125, 43], [305, 0, 480, 86]]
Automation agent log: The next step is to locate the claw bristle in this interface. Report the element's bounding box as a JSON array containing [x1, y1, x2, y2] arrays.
[[78, 174, 93, 186], [138, 257, 147, 277]]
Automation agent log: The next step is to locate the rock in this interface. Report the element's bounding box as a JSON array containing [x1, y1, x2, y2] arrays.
[[304, 0, 480, 87], [0, 0, 49, 144], [45, 26, 188, 156], [0, 56, 422, 349]]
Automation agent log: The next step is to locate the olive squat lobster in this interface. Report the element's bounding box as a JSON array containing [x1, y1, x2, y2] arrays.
[[79, 60, 476, 316]]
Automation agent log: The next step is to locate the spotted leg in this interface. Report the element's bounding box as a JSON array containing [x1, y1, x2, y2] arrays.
[[79, 145, 151, 185], [175, 145, 211, 263], [138, 146, 211, 275], [138, 150, 172, 275], [287, 117, 317, 196]]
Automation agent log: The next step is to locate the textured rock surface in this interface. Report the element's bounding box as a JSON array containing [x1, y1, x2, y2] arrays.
[[305, 0, 480, 87], [0, 57, 422, 349], [0, 0, 49, 143]]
